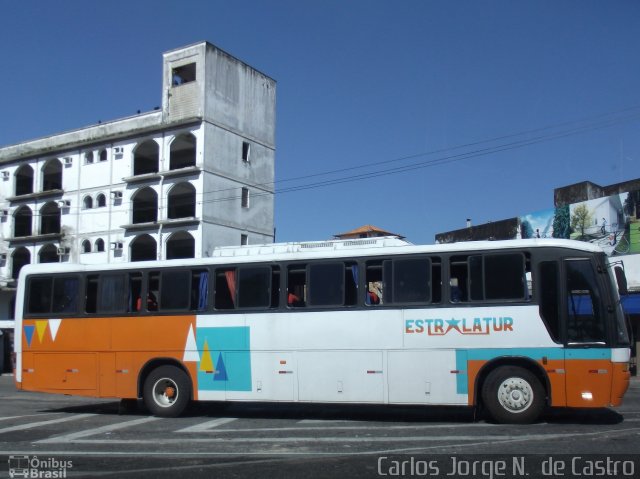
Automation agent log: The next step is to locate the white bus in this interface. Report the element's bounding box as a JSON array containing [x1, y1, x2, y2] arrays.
[[14, 237, 631, 423]]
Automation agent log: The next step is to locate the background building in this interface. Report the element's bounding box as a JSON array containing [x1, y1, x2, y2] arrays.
[[0, 41, 276, 371]]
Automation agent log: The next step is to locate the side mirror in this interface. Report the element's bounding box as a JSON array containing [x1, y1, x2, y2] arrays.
[[614, 266, 628, 296]]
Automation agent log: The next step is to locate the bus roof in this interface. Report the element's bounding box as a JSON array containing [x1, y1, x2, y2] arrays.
[[18, 237, 605, 278]]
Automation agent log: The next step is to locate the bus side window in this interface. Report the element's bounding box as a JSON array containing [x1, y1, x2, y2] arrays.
[[287, 265, 306, 307], [160, 270, 190, 311], [128, 272, 142, 312], [147, 272, 159, 311], [52, 277, 79, 314], [215, 268, 236, 309], [85, 275, 98, 313], [237, 266, 271, 309], [308, 262, 344, 307], [27, 277, 52, 314], [191, 269, 209, 311], [97, 274, 127, 314], [450, 256, 469, 302], [365, 260, 383, 305], [345, 263, 358, 306]]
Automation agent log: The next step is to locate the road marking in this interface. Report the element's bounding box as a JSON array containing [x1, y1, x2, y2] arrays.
[[176, 417, 238, 433], [37, 416, 159, 443], [179, 422, 497, 434], [0, 414, 94, 435], [0, 413, 62, 422]]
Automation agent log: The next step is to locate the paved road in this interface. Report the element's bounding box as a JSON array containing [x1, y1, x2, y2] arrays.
[[0, 375, 639, 478]]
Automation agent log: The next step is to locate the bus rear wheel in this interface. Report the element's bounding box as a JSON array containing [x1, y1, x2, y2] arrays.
[[481, 366, 544, 424], [143, 365, 191, 418]]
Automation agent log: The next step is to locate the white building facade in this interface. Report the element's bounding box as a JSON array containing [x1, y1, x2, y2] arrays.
[[0, 42, 276, 369]]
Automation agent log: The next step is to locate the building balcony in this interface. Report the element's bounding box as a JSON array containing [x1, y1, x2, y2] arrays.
[[120, 216, 200, 231], [122, 166, 201, 184], [7, 232, 63, 245], [7, 189, 64, 203]]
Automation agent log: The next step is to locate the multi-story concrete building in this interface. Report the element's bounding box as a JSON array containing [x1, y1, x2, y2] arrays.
[[0, 41, 276, 370]]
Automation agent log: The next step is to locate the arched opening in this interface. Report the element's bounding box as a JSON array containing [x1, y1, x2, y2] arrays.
[[84, 152, 94, 164], [14, 206, 32, 237], [82, 240, 91, 253], [83, 195, 93, 209], [166, 231, 195, 260], [96, 193, 106, 207], [167, 182, 196, 219], [95, 238, 105, 252], [39, 244, 59, 263], [42, 159, 62, 191], [11, 247, 30, 280], [15, 165, 34, 196], [133, 140, 159, 176], [40, 202, 61, 234], [132, 187, 158, 224], [170, 133, 196, 170], [130, 234, 157, 262], [99, 149, 107, 162]]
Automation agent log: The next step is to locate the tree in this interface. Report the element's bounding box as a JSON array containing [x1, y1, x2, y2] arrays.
[[552, 205, 570, 239], [570, 204, 592, 240]]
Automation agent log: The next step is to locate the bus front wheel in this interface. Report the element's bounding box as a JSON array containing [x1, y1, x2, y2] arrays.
[[481, 366, 544, 424], [143, 365, 191, 418]]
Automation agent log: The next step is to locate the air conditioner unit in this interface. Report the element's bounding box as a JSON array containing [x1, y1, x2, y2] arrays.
[[110, 241, 123, 251], [1, 210, 8, 218], [57, 247, 70, 255], [57, 199, 71, 208], [1, 171, 9, 180], [64, 157, 73, 166], [111, 191, 123, 199]]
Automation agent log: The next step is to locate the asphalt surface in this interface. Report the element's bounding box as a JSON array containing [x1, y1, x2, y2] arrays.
[[0, 374, 639, 478]]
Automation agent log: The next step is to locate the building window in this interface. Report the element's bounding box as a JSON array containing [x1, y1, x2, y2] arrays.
[[15, 165, 34, 196], [84, 152, 94, 164], [39, 244, 59, 264], [83, 196, 93, 210], [172, 63, 196, 86], [242, 142, 251, 163], [167, 182, 196, 219], [42, 159, 62, 191], [241, 187, 249, 208], [169, 133, 196, 170], [14, 206, 33, 237], [130, 234, 157, 262], [40, 202, 61, 234], [166, 231, 195, 260], [95, 238, 105, 252], [12, 247, 31, 280], [82, 240, 91, 253], [132, 187, 158, 224], [96, 193, 106, 208], [133, 140, 159, 176], [99, 149, 108, 162], [241, 234, 248, 246]]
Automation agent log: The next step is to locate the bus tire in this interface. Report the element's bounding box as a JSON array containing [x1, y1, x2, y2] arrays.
[[143, 365, 191, 418], [481, 366, 544, 424]]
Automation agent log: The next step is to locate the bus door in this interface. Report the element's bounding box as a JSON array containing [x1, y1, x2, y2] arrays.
[[562, 259, 612, 408]]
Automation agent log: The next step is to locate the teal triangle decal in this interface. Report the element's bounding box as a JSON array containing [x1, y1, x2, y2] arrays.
[[24, 325, 35, 347], [214, 353, 228, 381]]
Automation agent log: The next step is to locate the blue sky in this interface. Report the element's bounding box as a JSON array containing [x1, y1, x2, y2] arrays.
[[1, 1, 639, 244]]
